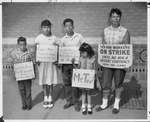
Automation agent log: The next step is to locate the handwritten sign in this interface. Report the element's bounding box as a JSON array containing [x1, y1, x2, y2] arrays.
[[14, 62, 35, 81], [72, 69, 95, 89], [59, 47, 79, 64], [36, 45, 58, 62], [98, 44, 133, 68]]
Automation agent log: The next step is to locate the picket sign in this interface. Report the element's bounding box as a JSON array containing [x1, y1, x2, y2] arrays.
[[72, 69, 95, 89], [14, 61, 35, 81], [58, 46, 80, 64], [98, 44, 133, 68], [36, 45, 58, 62]]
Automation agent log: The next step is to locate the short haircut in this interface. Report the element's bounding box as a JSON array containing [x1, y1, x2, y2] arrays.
[[79, 43, 95, 58], [17, 36, 26, 44], [41, 19, 52, 27], [109, 8, 122, 17], [63, 18, 74, 26]]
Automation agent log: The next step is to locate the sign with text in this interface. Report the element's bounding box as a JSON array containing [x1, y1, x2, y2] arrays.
[[59, 46, 79, 64], [36, 45, 58, 62], [72, 69, 95, 89], [98, 44, 133, 68], [14, 62, 35, 81]]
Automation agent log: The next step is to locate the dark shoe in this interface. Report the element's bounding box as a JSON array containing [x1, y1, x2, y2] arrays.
[[112, 108, 120, 114], [95, 106, 108, 112], [88, 110, 93, 115], [87, 105, 93, 115], [74, 104, 80, 112], [22, 105, 27, 110], [26, 106, 32, 111], [82, 109, 87, 115], [63, 102, 72, 109]]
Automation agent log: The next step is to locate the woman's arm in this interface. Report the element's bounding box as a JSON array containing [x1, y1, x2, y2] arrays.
[[123, 30, 130, 44]]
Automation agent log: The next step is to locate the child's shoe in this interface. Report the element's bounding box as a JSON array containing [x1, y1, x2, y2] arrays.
[[82, 104, 87, 115], [48, 96, 54, 108], [26, 106, 32, 111], [43, 101, 49, 109], [87, 104, 93, 115], [22, 105, 27, 110]]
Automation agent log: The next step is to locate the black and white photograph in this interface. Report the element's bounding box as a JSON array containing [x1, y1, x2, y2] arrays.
[[0, 0, 149, 121]]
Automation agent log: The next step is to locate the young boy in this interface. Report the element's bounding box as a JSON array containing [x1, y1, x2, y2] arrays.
[[11, 36, 35, 111]]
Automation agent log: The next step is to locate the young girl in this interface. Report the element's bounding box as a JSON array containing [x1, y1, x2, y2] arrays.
[[35, 19, 58, 109], [72, 43, 98, 115]]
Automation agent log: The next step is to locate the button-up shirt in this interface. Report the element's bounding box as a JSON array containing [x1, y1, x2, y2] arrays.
[[60, 32, 84, 47], [104, 25, 127, 44]]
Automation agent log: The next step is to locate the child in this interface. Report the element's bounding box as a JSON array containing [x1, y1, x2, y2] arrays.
[[35, 19, 58, 109], [11, 36, 35, 111], [72, 43, 98, 115]]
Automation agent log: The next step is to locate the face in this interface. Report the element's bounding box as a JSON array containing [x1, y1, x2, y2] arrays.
[[64, 22, 74, 35], [110, 13, 121, 27], [81, 51, 88, 58], [18, 41, 27, 52], [42, 25, 51, 36]]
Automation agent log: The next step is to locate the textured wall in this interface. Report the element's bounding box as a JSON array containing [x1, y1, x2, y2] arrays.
[[2, 2, 147, 44], [2, 2, 147, 81]]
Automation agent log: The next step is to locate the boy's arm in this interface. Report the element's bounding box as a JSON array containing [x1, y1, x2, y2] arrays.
[[71, 58, 80, 69]]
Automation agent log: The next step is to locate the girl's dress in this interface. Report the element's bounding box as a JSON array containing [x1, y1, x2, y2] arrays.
[[35, 34, 58, 85], [79, 55, 97, 90]]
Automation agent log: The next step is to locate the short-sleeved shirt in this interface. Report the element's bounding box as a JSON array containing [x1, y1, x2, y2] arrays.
[[79, 56, 96, 70], [60, 32, 84, 47], [104, 25, 127, 44], [11, 48, 35, 64], [35, 34, 57, 45]]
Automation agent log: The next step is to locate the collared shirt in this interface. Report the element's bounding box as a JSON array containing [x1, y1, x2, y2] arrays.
[[60, 32, 84, 47], [11, 48, 35, 64], [104, 25, 127, 44]]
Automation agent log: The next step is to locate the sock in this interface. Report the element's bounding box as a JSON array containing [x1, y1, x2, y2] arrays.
[[113, 98, 120, 109], [44, 96, 48, 101], [101, 98, 108, 109], [48, 96, 52, 102]]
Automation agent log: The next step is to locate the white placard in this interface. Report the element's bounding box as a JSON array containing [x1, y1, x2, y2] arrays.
[[59, 46, 80, 64], [72, 69, 95, 89], [14, 62, 35, 81], [36, 45, 58, 62], [98, 44, 133, 68]]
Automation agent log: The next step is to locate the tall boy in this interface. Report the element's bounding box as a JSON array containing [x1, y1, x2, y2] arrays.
[[60, 18, 84, 112]]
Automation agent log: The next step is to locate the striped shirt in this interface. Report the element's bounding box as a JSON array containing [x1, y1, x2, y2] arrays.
[[11, 48, 35, 64], [103, 25, 127, 44]]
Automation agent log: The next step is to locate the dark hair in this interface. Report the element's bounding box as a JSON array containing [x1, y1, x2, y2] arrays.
[[17, 36, 26, 44], [63, 18, 74, 26], [79, 43, 95, 58], [41, 19, 52, 27], [109, 8, 122, 17]]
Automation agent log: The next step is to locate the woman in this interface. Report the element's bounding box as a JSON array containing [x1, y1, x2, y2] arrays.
[[96, 8, 130, 114]]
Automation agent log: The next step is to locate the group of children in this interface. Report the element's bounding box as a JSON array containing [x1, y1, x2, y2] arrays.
[[10, 8, 130, 115]]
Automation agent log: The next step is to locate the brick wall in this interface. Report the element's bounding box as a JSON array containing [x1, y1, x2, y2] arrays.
[[2, 2, 147, 44], [2, 2, 147, 81]]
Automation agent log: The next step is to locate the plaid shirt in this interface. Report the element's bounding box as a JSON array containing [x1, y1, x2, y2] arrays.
[[11, 48, 35, 64], [103, 25, 127, 44]]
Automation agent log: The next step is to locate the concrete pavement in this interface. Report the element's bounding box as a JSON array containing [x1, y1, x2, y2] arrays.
[[3, 70, 147, 120]]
